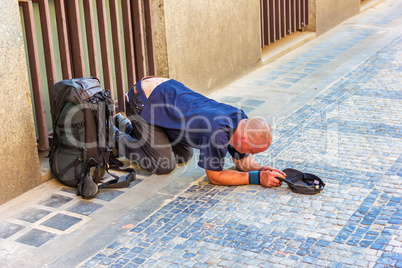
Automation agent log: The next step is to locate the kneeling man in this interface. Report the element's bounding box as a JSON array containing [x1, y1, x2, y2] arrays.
[[114, 77, 285, 187]]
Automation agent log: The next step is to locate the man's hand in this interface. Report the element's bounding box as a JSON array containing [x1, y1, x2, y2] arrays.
[[260, 168, 286, 188], [205, 166, 287, 187], [260, 166, 286, 176]]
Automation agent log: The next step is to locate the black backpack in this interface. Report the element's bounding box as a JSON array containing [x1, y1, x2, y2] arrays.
[[48, 77, 135, 199]]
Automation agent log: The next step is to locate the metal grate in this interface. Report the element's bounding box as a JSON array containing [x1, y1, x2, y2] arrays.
[[19, 0, 156, 150], [261, 0, 310, 48]]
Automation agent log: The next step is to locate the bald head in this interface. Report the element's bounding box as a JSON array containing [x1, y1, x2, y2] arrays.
[[242, 117, 272, 147], [230, 117, 272, 154]]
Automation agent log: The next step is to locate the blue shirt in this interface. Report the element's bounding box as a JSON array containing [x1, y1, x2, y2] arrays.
[[139, 79, 249, 171]]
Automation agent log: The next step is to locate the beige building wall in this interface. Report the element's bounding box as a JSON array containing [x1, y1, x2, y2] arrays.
[[0, 1, 42, 205], [306, 0, 361, 35], [154, 0, 262, 94]]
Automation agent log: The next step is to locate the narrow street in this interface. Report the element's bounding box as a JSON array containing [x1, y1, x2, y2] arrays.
[[0, 0, 401, 267]]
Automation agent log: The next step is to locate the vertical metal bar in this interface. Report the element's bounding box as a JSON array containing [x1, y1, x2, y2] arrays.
[[275, 0, 281, 40], [83, 0, 99, 78], [66, 0, 85, 78], [305, 0, 309, 25], [144, 0, 156, 76], [280, 0, 286, 37], [96, 0, 114, 96], [296, 0, 301, 29], [269, 0, 276, 43], [264, 0, 270, 46], [301, 0, 306, 27], [131, 0, 146, 80], [291, 0, 296, 32], [262, 0, 270, 47], [109, 0, 126, 112], [32, 0, 56, 110], [54, 0, 73, 79], [121, 0, 137, 87], [19, 0, 49, 150], [286, 0, 291, 35], [260, 0, 264, 48]]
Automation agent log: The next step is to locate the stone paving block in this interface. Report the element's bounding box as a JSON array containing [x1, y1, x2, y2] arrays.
[[67, 201, 103, 216], [14, 208, 51, 223], [15, 229, 56, 247], [219, 96, 242, 103], [243, 99, 265, 107], [41, 213, 82, 231], [38, 193, 73, 208], [97, 190, 125, 202], [0, 221, 24, 239]]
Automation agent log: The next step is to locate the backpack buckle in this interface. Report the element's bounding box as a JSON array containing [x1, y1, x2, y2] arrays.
[[89, 96, 98, 103]]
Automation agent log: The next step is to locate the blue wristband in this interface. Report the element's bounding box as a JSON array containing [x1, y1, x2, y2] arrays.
[[248, 171, 261, 185]]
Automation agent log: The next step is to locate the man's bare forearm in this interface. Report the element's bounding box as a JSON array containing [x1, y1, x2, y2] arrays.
[[205, 167, 284, 188], [205, 169, 249, 186], [233, 155, 263, 172]]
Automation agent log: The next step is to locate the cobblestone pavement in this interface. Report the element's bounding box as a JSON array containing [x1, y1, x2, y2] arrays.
[[81, 17, 402, 268]]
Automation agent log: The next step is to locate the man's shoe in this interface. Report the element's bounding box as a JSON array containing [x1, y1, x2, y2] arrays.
[[113, 126, 140, 158], [114, 113, 134, 135], [113, 126, 124, 157]]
